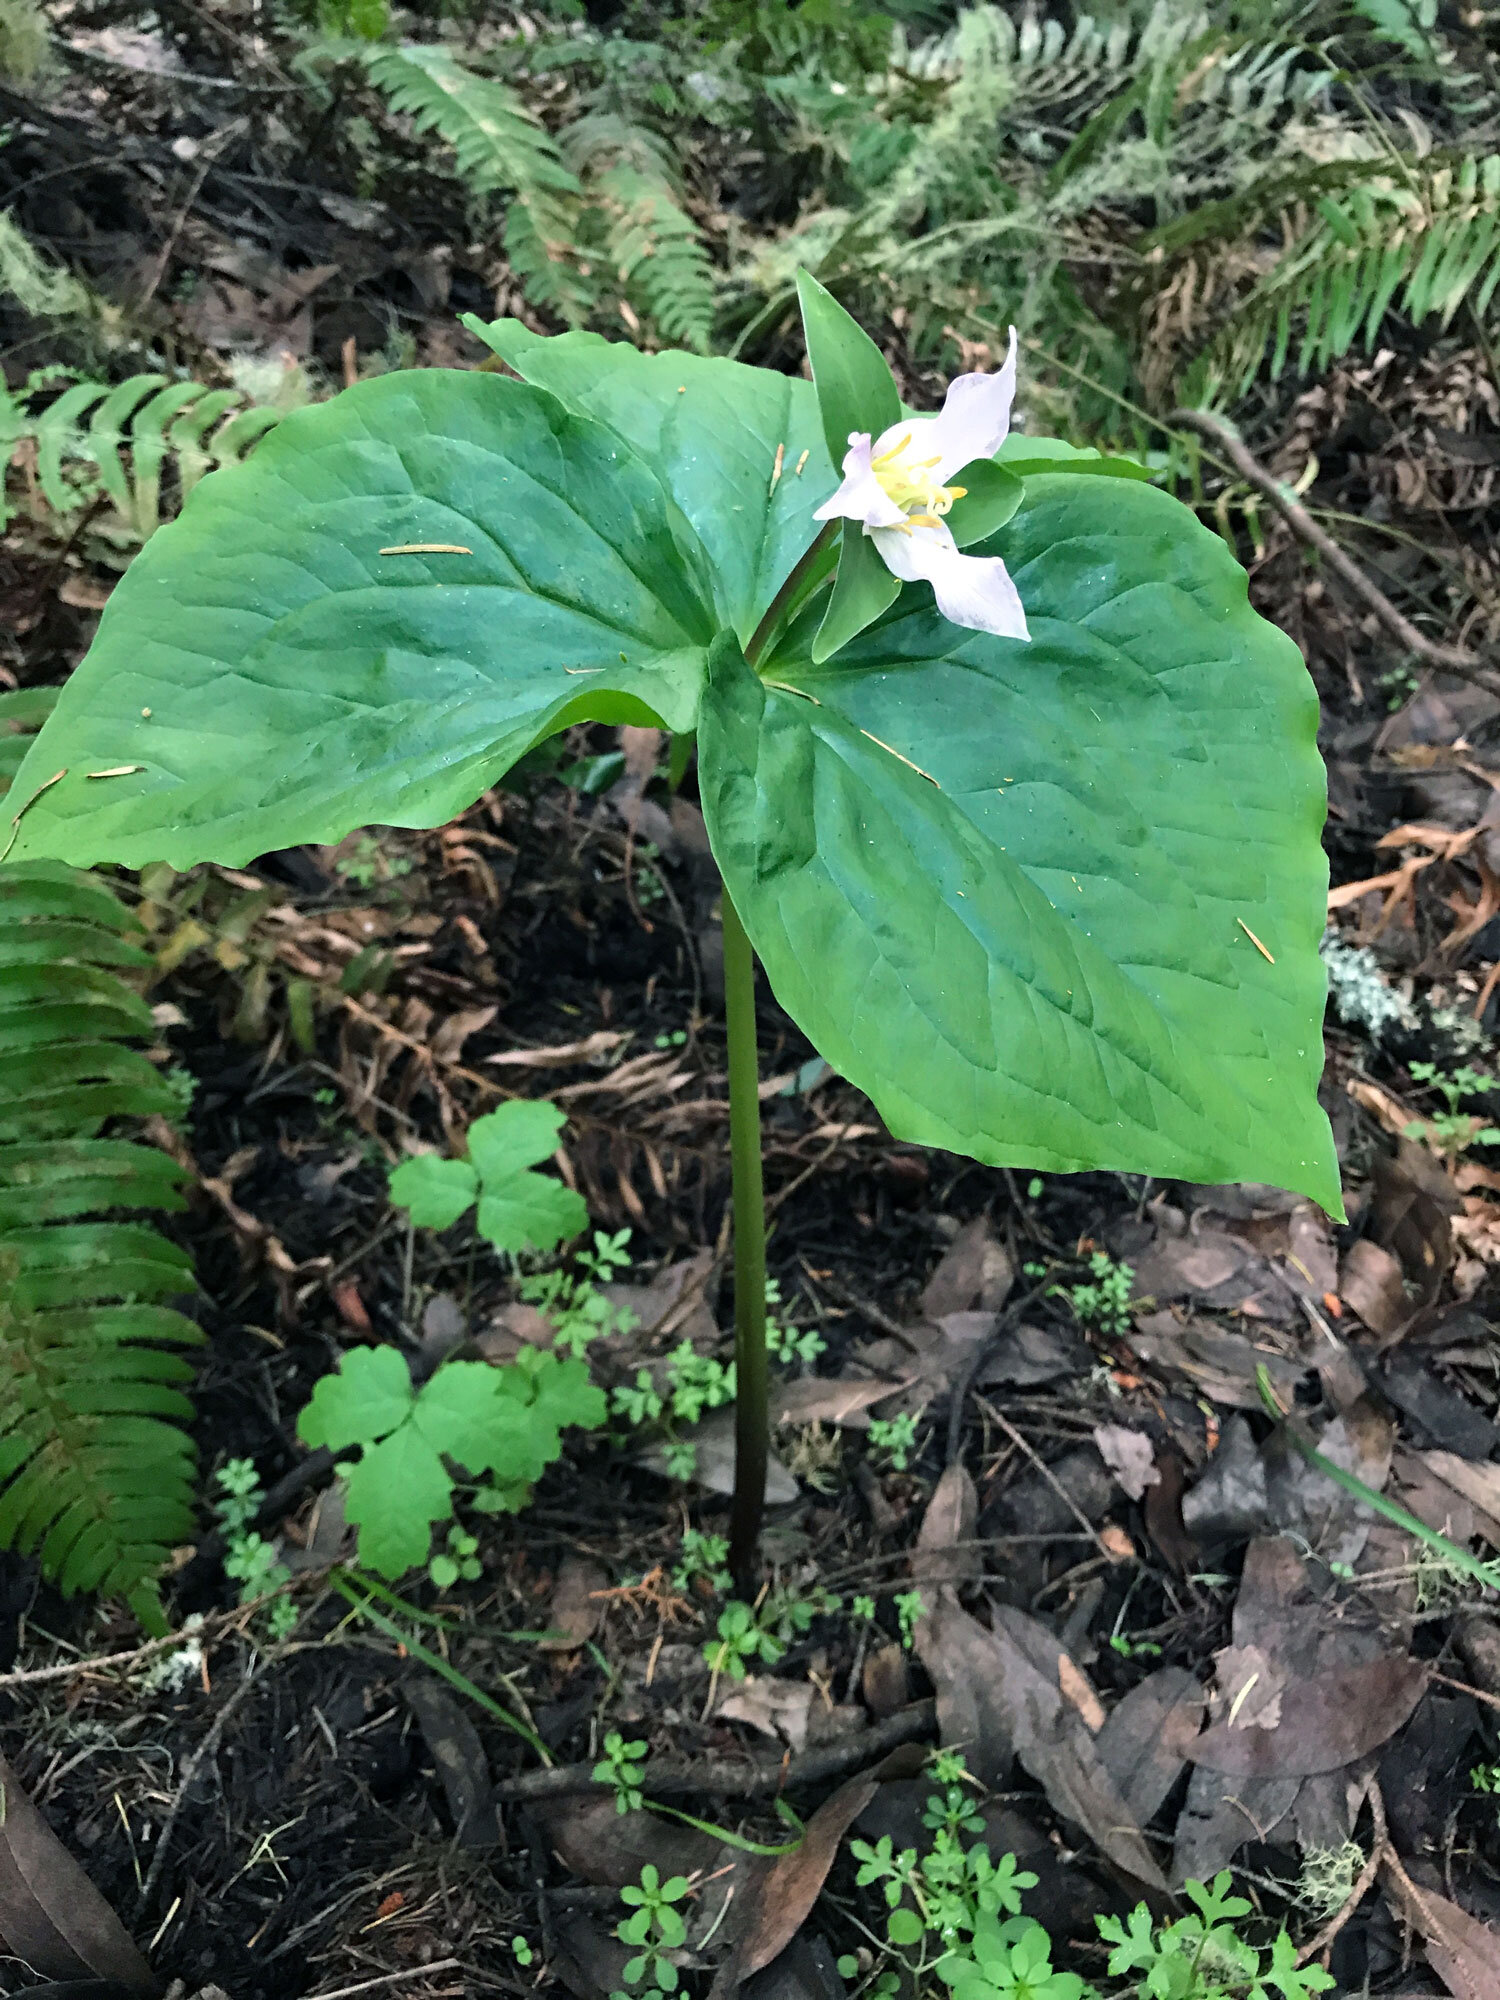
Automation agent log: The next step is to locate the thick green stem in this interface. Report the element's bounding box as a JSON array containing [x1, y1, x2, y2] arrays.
[[743, 520, 837, 670], [722, 885, 769, 1598]]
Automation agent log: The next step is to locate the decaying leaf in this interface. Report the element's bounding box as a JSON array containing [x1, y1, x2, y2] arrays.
[[1095, 1668, 1204, 1828], [538, 1555, 610, 1652], [1125, 1310, 1309, 1410], [921, 1216, 1012, 1320], [1092, 1423, 1161, 1501], [0, 1753, 157, 1993], [915, 1462, 979, 1586], [1383, 1857, 1500, 2000], [403, 1675, 498, 1846], [1338, 1236, 1409, 1337], [1189, 1655, 1427, 1777], [770, 1373, 912, 1430], [735, 1772, 882, 1977], [915, 1592, 1166, 1886], [717, 1677, 817, 1751]]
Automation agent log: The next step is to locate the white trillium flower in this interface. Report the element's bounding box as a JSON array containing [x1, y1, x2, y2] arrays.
[[814, 329, 1030, 643]]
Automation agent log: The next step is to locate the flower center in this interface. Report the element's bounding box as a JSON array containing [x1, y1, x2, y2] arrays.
[[870, 429, 966, 531]]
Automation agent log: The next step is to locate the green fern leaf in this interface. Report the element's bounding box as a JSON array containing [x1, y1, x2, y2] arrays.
[[362, 43, 588, 321], [0, 853, 200, 1628], [595, 162, 716, 353]]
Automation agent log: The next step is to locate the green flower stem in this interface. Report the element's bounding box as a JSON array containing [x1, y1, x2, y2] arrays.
[[723, 883, 769, 1598], [743, 519, 837, 670]]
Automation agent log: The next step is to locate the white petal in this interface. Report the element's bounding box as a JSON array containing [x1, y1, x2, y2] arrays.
[[814, 432, 907, 530], [924, 328, 1019, 481], [871, 520, 1030, 642]]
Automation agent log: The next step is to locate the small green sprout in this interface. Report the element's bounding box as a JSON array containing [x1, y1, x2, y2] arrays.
[[868, 1412, 920, 1471], [593, 1731, 648, 1814]]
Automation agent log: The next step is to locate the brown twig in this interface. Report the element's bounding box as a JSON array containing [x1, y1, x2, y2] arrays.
[[491, 1698, 936, 1804], [1295, 1780, 1387, 1967], [1169, 407, 1500, 697], [973, 1395, 1122, 1566]]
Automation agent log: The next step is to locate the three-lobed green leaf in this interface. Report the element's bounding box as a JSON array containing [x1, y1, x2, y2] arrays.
[[9, 334, 1339, 1208], [298, 1346, 605, 1577], [388, 1100, 588, 1252]]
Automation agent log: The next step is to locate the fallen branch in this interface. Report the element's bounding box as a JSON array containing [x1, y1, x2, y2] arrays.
[[1169, 408, 1500, 698], [491, 1698, 936, 1804]]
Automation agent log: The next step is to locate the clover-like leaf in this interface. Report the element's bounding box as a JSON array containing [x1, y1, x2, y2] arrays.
[[412, 1361, 560, 1488], [388, 1153, 478, 1230], [297, 1344, 413, 1450], [342, 1421, 454, 1579], [476, 1174, 588, 1254], [467, 1101, 568, 1175]]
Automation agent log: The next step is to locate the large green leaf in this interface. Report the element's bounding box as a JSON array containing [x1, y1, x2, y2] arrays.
[[702, 473, 1340, 1210], [466, 318, 834, 647], [8, 371, 715, 870]]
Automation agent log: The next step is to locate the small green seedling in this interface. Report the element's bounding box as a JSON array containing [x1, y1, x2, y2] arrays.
[[429, 1524, 481, 1590], [214, 1459, 298, 1641], [868, 1411, 920, 1471], [1066, 1251, 1135, 1335], [520, 1228, 638, 1359], [593, 1730, 648, 1814], [894, 1589, 925, 1651], [389, 1098, 587, 1252], [614, 1864, 690, 1996], [1097, 1873, 1334, 1999], [672, 1528, 732, 1594], [765, 1278, 826, 1366], [1404, 1061, 1500, 1157], [298, 1344, 605, 1577], [703, 1599, 784, 1679]]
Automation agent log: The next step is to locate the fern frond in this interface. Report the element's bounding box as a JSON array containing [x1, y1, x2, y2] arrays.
[[0, 0, 46, 83], [0, 212, 90, 320], [18, 373, 284, 538], [1149, 151, 1500, 397], [0, 844, 200, 1630], [363, 42, 590, 322], [564, 113, 716, 353], [363, 42, 578, 199]]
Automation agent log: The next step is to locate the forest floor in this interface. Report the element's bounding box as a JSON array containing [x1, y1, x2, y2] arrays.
[[5, 18, 1500, 2000]]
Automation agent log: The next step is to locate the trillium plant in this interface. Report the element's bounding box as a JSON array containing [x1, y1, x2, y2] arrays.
[[9, 273, 1339, 1592]]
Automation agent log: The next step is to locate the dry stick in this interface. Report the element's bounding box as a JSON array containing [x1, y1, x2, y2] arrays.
[[309, 1963, 465, 2000], [1295, 1780, 1387, 1968], [973, 1395, 1120, 1565], [135, 1651, 276, 1916], [491, 1698, 936, 1805], [1169, 407, 1500, 698]]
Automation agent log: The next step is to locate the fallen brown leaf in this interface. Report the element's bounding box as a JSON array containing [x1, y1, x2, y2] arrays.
[[0, 1752, 157, 1991], [538, 1555, 610, 1652], [916, 1594, 1166, 1886], [916, 1462, 980, 1586], [1339, 1237, 1409, 1337], [1187, 1656, 1427, 1777], [1092, 1423, 1160, 1501], [1095, 1668, 1204, 1828], [736, 1772, 881, 1977], [921, 1217, 1012, 1319], [1383, 1855, 1500, 2000]]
